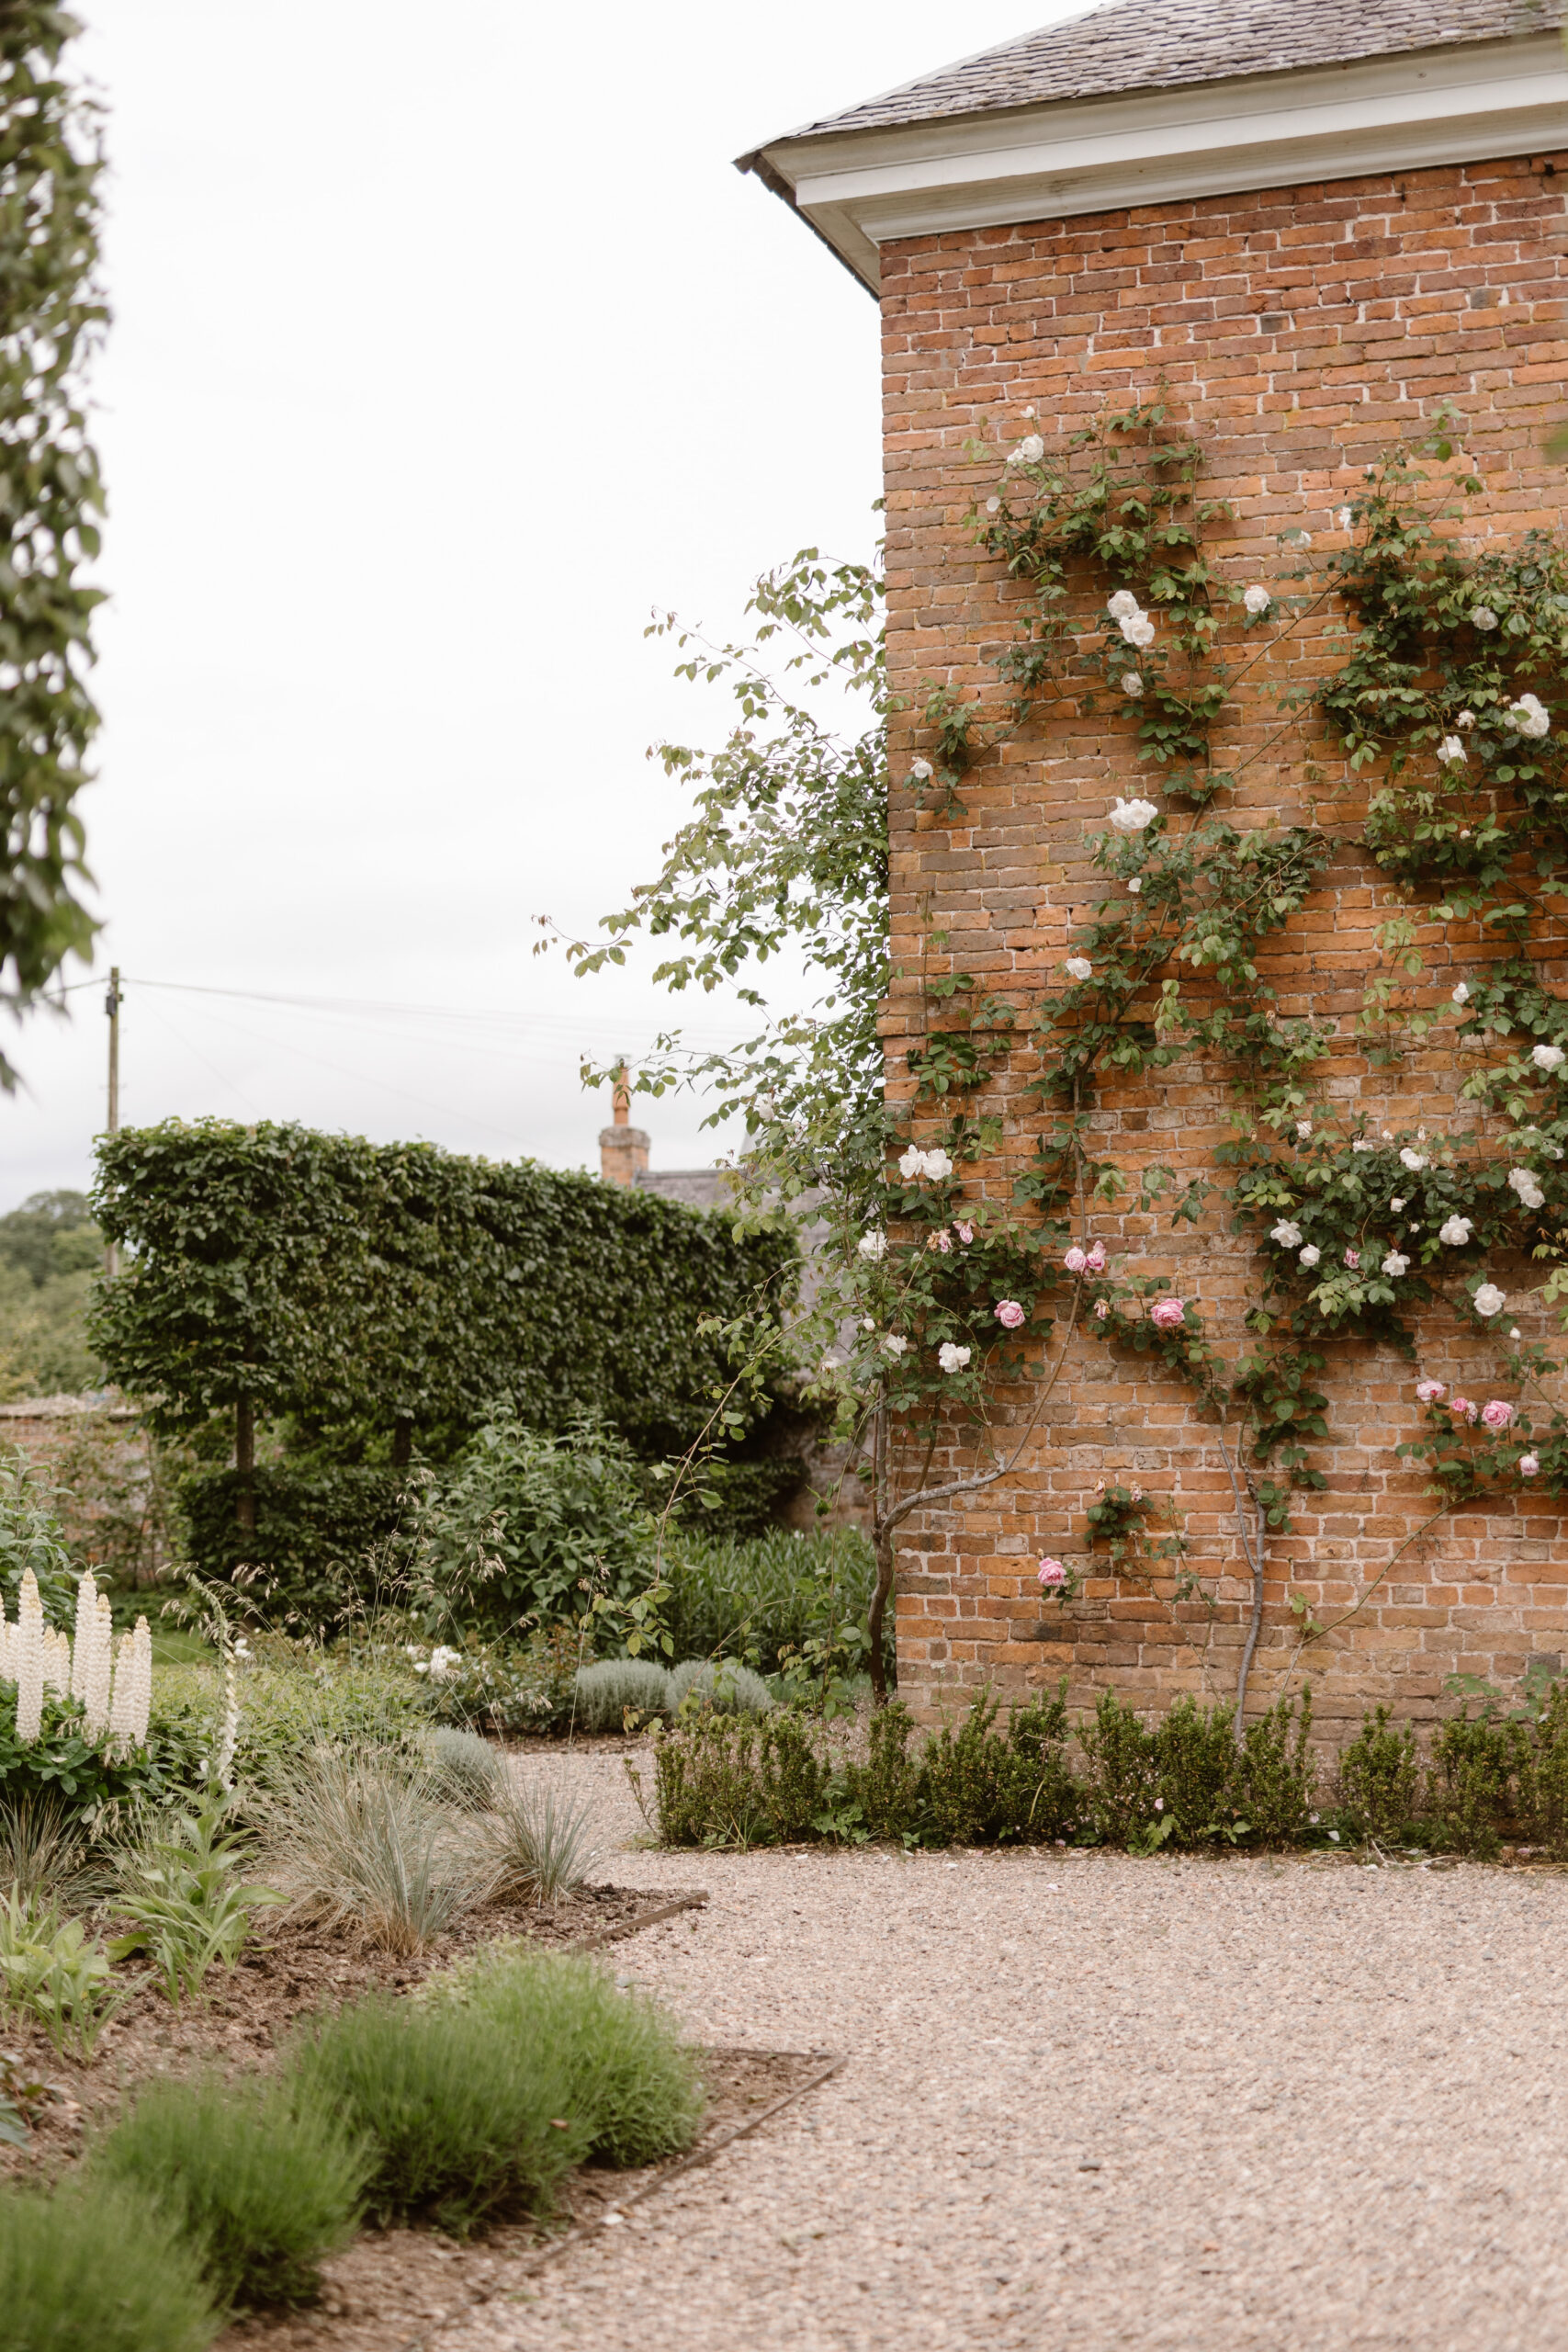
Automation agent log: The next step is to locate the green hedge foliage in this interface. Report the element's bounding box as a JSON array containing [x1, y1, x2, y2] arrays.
[[90, 1121, 796, 1462]]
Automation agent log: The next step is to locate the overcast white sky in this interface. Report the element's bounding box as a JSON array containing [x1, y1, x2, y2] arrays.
[[1, 0, 1068, 1210]]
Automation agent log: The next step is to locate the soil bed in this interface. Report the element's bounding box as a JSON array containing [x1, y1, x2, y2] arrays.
[[0, 1882, 705, 2176], [216, 2048, 833, 2352]]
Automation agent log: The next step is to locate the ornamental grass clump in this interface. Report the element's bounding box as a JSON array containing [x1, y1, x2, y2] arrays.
[[425, 1726, 502, 1810], [288, 1987, 588, 2235], [90, 2072, 369, 2312], [258, 1747, 494, 1955], [0, 2176, 220, 2352], [479, 1774, 600, 1905]]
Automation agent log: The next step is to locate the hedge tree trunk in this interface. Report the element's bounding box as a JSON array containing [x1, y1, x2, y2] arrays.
[[234, 1396, 255, 1532]]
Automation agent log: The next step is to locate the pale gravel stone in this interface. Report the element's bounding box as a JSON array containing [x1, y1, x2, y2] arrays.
[[439, 1748, 1568, 2351]]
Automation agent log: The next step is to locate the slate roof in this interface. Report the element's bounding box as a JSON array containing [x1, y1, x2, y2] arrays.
[[767, 0, 1561, 141]]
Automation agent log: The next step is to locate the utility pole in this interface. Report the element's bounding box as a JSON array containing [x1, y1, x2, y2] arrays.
[[104, 966, 120, 1277]]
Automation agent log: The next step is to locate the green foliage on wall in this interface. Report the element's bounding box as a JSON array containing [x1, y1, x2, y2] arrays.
[[0, 8, 108, 1081], [89, 1120, 798, 1462]]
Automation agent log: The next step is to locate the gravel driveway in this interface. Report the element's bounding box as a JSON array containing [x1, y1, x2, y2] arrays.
[[440, 1747, 1568, 2352]]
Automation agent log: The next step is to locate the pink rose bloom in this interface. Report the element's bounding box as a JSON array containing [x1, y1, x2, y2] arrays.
[[1450, 1395, 1479, 1425], [1519, 1453, 1540, 1477], [1481, 1399, 1515, 1432], [1064, 1245, 1088, 1273], [1086, 1241, 1107, 1272], [1344, 1248, 1360, 1270], [1037, 1557, 1066, 1587], [927, 1229, 953, 1253], [994, 1300, 1026, 1329], [1416, 1380, 1447, 1404], [1149, 1297, 1186, 1329], [1093, 1299, 1110, 1318], [955, 1221, 975, 1244]]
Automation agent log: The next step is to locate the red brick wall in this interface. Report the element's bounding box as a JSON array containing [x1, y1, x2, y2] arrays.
[[879, 150, 1568, 1740]]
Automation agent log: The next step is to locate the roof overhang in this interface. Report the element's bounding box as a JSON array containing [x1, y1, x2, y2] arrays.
[[737, 30, 1568, 294]]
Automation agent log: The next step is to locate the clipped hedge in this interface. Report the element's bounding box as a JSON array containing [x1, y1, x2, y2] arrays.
[[91, 1121, 797, 1463], [176, 1464, 410, 1632]]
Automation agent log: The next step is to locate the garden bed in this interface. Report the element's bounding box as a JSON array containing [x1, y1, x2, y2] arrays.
[[216, 2048, 837, 2351], [0, 1883, 706, 2179]]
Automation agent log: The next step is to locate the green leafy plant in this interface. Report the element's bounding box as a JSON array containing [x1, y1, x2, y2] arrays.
[[644, 1709, 829, 1849], [0, 2177, 220, 2352], [0, 1892, 130, 2059], [1337, 1706, 1422, 1843], [90, 2073, 369, 2312], [918, 1690, 1077, 1847], [107, 1802, 282, 2003], [1428, 1701, 1525, 1860]]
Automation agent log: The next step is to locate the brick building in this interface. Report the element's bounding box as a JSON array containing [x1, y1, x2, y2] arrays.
[[741, 0, 1568, 1734]]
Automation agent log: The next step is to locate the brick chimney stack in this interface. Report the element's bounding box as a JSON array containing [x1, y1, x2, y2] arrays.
[[599, 1061, 649, 1187]]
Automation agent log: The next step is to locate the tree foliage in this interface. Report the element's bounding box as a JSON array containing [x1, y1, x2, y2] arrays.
[[0, 8, 107, 1082]]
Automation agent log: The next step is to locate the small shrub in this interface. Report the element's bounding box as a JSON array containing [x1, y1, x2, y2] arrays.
[[425, 1727, 502, 1810], [0, 1893, 130, 2059], [1234, 1689, 1316, 1844], [288, 1990, 587, 2234], [259, 1748, 492, 1953], [668, 1658, 773, 1717], [425, 1950, 705, 2168], [1521, 1681, 1568, 1860], [479, 1776, 600, 1905], [660, 1528, 879, 1676], [423, 1626, 579, 1736], [649, 1710, 828, 1848], [1078, 1692, 1161, 1847], [0, 2175, 220, 2352], [571, 1658, 671, 1733], [108, 1802, 282, 2003], [919, 1691, 1077, 1847], [1429, 1706, 1524, 1860], [1151, 1696, 1236, 1846], [1337, 1706, 1422, 1842], [91, 2072, 369, 2312], [844, 1701, 922, 1841]]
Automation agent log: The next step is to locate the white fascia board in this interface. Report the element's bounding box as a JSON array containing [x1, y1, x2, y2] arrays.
[[760, 35, 1568, 292]]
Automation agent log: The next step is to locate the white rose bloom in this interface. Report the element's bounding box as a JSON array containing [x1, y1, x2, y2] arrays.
[[922, 1148, 953, 1181], [1471, 606, 1498, 630], [1122, 672, 1144, 695], [1452, 981, 1470, 1004], [1473, 1283, 1506, 1318], [938, 1341, 972, 1374], [1120, 615, 1156, 648], [1508, 1169, 1546, 1209], [1008, 434, 1045, 466], [1381, 1250, 1410, 1277], [857, 1230, 888, 1261], [1438, 1215, 1473, 1246], [1351, 1137, 1374, 1152], [1065, 956, 1093, 982], [1296, 1120, 1313, 1138], [1126, 877, 1143, 895], [1107, 590, 1141, 620], [1532, 1045, 1567, 1074], [898, 1146, 925, 1180], [1299, 1245, 1321, 1268], [882, 1333, 908, 1358], [1270, 1220, 1303, 1248], [1391, 1197, 1406, 1212], [1457, 709, 1476, 729], [986, 497, 1000, 514], [1243, 585, 1272, 616], [909, 758, 933, 780], [1506, 694, 1551, 740], [1437, 736, 1466, 765], [1109, 797, 1160, 833], [1399, 1148, 1427, 1171]]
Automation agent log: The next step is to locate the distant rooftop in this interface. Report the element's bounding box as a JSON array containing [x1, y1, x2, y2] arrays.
[[771, 0, 1560, 139]]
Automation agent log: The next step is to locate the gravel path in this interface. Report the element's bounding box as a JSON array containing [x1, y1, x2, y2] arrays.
[[439, 1748, 1568, 2352]]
